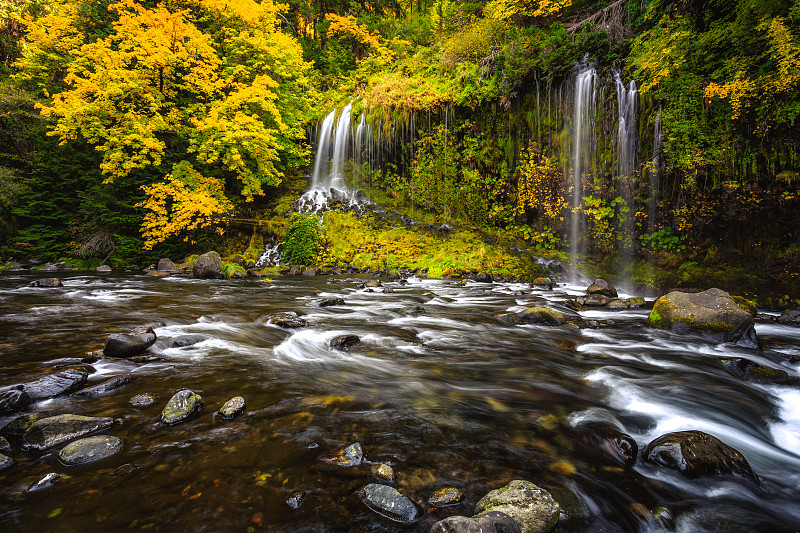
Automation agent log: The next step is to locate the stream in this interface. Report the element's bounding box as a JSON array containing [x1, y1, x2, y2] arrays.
[[1, 272, 799, 532]]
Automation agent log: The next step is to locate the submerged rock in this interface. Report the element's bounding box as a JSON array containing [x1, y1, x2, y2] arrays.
[[643, 430, 757, 481], [58, 435, 123, 465], [358, 483, 421, 523], [0, 453, 13, 471], [22, 368, 89, 401], [474, 480, 560, 533], [129, 393, 156, 407], [103, 331, 157, 358], [721, 358, 789, 384], [259, 312, 308, 329], [531, 278, 554, 290], [330, 334, 360, 350], [371, 463, 395, 482], [218, 396, 246, 418], [646, 288, 759, 348], [0, 436, 10, 452], [319, 298, 345, 307], [192, 251, 224, 279], [401, 305, 425, 316], [324, 442, 364, 467], [0, 412, 53, 444], [286, 490, 306, 509], [497, 307, 566, 326], [587, 279, 618, 298], [571, 424, 638, 466], [22, 414, 115, 452], [0, 386, 31, 415], [74, 374, 138, 396], [431, 512, 522, 533], [428, 487, 465, 507], [28, 278, 63, 288], [161, 389, 203, 425]]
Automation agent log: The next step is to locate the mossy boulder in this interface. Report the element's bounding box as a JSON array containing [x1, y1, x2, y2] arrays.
[[731, 295, 757, 316], [646, 288, 759, 348], [474, 480, 560, 533], [531, 277, 554, 290], [643, 430, 757, 481], [587, 279, 617, 298], [721, 358, 789, 384], [161, 389, 203, 425], [431, 512, 522, 533], [497, 307, 566, 326]]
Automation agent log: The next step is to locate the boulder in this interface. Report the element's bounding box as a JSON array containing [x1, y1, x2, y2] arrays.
[[358, 483, 421, 523], [571, 424, 638, 466], [474, 480, 560, 533], [606, 297, 646, 309], [475, 272, 493, 283], [0, 412, 53, 444], [165, 335, 208, 348], [0, 386, 31, 415], [22, 368, 89, 401], [74, 374, 138, 396], [323, 442, 364, 467], [319, 298, 345, 307], [259, 312, 308, 329], [646, 288, 759, 348], [778, 309, 800, 325], [330, 334, 360, 350], [587, 279, 618, 298], [103, 331, 157, 358], [0, 453, 12, 471], [58, 435, 123, 465], [22, 414, 115, 453], [401, 305, 426, 316], [431, 512, 522, 533], [192, 251, 224, 279], [157, 258, 177, 272], [428, 487, 465, 507], [531, 278, 554, 290], [40, 264, 59, 271], [219, 396, 246, 418], [28, 278, 63, 288], [302, 267, 317, 276], [643, 430, 757, 481], [583, 294, 610, 307], [95, 265, 112, 272], [497, 307, 566, 326], [721, 358, 789, 384], [161, 389, 203, 425]]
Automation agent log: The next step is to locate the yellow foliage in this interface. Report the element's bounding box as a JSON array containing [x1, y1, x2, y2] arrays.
[[517, 142, 565, 220], [703, 73, 755, 120], [361, 72, 448, 111], [761, 16, 800, 95], [484, 0, 571, 21], [326, 13, 395, 64], [137, 162, 234, 250]]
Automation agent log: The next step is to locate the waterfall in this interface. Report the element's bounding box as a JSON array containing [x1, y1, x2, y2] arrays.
[[310, 109, 336, 190], [648, 106, 662, 238], [330, 103, 352, 191], [615, 72, 638, 278], [570, 62, 598, 280], [355, 112, 365, 184]]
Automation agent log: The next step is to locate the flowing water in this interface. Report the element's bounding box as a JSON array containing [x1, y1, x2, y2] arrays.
[[1, 272, 799, 532]]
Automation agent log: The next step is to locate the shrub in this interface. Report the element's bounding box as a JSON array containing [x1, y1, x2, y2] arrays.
[[281, 213, 323, 265]]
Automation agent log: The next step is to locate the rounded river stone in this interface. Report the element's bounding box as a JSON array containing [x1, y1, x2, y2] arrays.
[[161, 389, 203, 425], [58, 435, 123, 465]]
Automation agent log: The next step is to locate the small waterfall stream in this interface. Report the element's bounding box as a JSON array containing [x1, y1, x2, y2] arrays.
[[615, 72, 639, 277]]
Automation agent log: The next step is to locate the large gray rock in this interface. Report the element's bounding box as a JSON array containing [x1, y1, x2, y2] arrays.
[[330, 334, 360, 350], [192, 251, 223, 279], [103, 331, 157, 358], [358, 483, 421, 523], [431, 512, 522, 533], [778, 309, 800, 325], [643, 430, 757, 481], [646, 288, 759, 347], [157, 258, 177, 272], [0, 412, 53, 444], [95, 265, 112, 272], [587, 278, 617, 298], [28, 277, 63, 288], [58, 435, 123, 465], [475, 480, 561, 533], [22, 414, 114, 452], [497, 307, 566, 326], [161, 389, 203, 425], [0, 386, 31, 414], [22, 368, 89, 401]]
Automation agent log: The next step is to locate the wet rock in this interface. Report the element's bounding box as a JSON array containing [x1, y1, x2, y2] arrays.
[[365, 280, 382, 288], [74, 374, 138, 396], [643, 430, 757, 481], [382, 287, 394, 293], [219, 396, 246, 418], [0, 386, 31, 415], [157, 258, 177, 272], [192, 251, 224, 279], [401, 305, 425, 316], [428, 487, 465, 507], [130, 393, 156, 407], [166, 335, 208, 348], [302, 267, 317, 276], [531, 277, 554, 290], [371, 463, 395, 482], [103, 331, 157, 358], [587, 279, 618, 298], [0, 412, 53, 444], [286, 265, 303, 276], [324, 442, 364, 467], [40, 263, 59, 271], [572, 424, 638, 466], [583, 294, 610, 307], [721, 358, 789, 384], [606, 297, 646, 309], [474, 480, 561, 533], [146, 270, 170, 276], [319, 298, 345, 307], [0, 436, 10, 453], [259, 312, 308, 328], [286, 490, 306, 509], [161, 389, 203, 425], [330, 334, 360, 350], [27, 472, 62, 492], [28, 277, 63, 287], [646, 288, 759, 348], [22, 368, 89, 400], [498, 307, 566, 326], [476, 272, 493, 283], [0, 453, 12, 471], [22, 414, 115, 452], [431, 512, 522, 533], [778, 309, 800, 325], [358, 483, 421, 523], [58, 435, 123, 465]]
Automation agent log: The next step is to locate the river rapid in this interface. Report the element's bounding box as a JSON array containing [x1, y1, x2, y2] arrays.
[[1, 272, 799, 532]]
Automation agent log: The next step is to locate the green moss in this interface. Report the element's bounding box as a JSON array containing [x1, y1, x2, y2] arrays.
[[731, 295, 757, 316], [676, 317, 735, 333], [646, 299, 677, 328], [221, 261, 246, 278]]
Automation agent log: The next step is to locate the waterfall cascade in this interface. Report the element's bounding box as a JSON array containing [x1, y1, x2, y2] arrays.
[[615, 72, 639, 276], [648, 106, 662, 238]]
